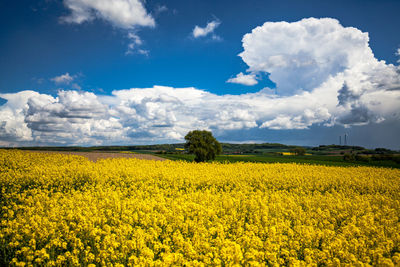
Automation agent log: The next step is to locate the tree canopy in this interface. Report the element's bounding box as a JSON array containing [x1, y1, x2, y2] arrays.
[[290, 147, 306, 156], [184, 130, 222, 162]]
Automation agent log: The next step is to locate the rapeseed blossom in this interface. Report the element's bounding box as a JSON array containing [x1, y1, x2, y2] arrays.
[[1, 150, 399, 266]]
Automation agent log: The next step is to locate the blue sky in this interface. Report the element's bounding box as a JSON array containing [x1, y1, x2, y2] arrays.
[[0, 0, 400, 148]]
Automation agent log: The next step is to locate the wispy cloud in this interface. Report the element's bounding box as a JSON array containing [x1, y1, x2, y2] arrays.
[[227, 72, 258, 86], [126, 32, 148, 55], [192, 19, 221, 39], [51, 73, 74, 84], [155, 5, 168, 15]]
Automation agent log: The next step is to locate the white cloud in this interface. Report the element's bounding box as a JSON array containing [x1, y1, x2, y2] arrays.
[[71, 83, 81, 90], [236, 18, 377, 95], [61, 0, 155, 29], [0, 80, 399, 146], [51, 73, 74, 84], [155, 5, 168, 15], [61, 0, 155, 55], [192, 19, 221, 39], [260, 108, 331, 130], [0, 91, 38, 143], [127, 32, 142, 46], [229, 17, 400, 128], [126, 32, 148, 55], [227, 72, 258, 86], [25, 90, 125, 145], [397, 48, 400, 63]]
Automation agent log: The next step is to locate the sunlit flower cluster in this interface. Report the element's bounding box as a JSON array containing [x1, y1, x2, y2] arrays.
[[1, 150, 400, 266]]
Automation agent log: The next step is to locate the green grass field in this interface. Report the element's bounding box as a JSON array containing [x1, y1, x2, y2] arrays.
[[156, 153, 400, 168]]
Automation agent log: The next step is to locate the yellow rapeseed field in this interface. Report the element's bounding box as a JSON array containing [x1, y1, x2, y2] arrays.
[[1, 150, 400, 266]]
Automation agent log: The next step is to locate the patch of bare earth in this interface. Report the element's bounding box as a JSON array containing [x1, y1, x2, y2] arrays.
[[29, 151, 167, 162]]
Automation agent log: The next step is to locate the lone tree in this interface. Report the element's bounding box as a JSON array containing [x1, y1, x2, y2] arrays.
[[184, 130, 222, 162], [290, 146, 306, 156]]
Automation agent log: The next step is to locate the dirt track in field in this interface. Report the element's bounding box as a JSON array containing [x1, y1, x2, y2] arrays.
[[30, 151, 167, 162]]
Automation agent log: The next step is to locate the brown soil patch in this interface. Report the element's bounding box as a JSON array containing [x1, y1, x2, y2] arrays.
[[29, 151, 167, 162]]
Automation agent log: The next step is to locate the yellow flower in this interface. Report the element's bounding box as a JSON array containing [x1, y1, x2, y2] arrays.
[[0, 150, 399, 266]]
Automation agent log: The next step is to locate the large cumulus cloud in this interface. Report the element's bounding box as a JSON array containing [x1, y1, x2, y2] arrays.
[[0, 91, 125, 146], [231, 17, 400, 129], [237, 18, 376, 93], [0, 91, 36, 145], [1, 18, 399, 146]]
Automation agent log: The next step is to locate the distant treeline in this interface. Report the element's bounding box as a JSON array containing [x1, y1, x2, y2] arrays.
[[313, 145, 397, 154], [221, 143, 294, 151], [312, 145, 366, 151], [3, 143, 397, 154]]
